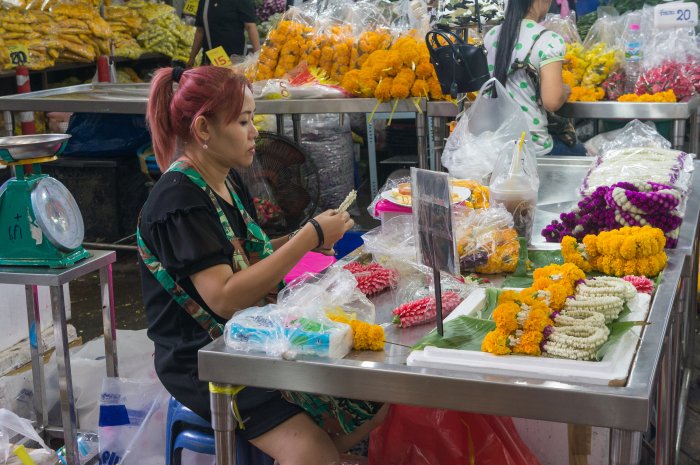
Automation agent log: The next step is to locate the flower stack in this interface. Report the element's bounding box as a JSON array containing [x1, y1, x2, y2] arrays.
[[343, 262, 399, 296], [635, 61, 696, 101], [302, 25, 357, 82], [392, 292, 463, 328], [255, 19, 314, 80], [560, 226, 668, 277], [618, 89, 677, 102], [542, 180, 684, 247], [563, 42, 621, 102]]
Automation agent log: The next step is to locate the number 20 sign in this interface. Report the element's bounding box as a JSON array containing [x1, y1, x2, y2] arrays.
[[654, 1, 698, 28]]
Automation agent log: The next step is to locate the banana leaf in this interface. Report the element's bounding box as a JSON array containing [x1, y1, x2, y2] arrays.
[[527, 249, 564, 269], [481, 287, 500, 319], [501, 275, 534, 288], [513, 237, 529, 277], [596, 320, 645, 361], [412, 316, 496, 351]]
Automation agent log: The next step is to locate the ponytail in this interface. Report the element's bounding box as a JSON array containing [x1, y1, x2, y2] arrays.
[[493, 0, 534, 86], [146, 66, 251, 171]]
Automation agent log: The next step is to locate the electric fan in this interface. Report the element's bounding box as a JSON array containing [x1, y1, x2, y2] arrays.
[[240, 132, 320, 237]]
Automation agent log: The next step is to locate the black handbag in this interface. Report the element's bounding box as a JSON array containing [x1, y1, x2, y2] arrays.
[[425, 29, 490, 98]]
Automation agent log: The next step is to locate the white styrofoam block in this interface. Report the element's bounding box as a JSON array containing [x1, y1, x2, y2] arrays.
[[512, 418, 610, 465], [0, 284, 71, 353], [408, 289, 652, 386]]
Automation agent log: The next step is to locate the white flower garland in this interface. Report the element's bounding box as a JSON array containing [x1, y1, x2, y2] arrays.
[[576, 277, 637, 301], [563, 295, 624, 323], [544, 325, 610, 361], [554, 309, 606, 328]]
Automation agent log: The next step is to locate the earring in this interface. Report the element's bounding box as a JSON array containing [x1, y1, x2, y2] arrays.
[[202, 141, 208, 150]]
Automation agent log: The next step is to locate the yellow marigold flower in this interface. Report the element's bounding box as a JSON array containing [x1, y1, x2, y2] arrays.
[[493, 302, 520, 333], [498, 290, 521, 305], [416, 62, 434, 79], [513, 331, 543, 356], [411, 79, 430, 98], [482, 329, 512, 355], [428, 78, 443, 100], [375, 77, 394, 102]]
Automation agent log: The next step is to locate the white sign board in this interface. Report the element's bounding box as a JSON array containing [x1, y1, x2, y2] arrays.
[[654, 1, 698, 28]]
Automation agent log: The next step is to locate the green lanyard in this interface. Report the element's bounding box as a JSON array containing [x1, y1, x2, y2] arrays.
[[137, 160, 275, 339]]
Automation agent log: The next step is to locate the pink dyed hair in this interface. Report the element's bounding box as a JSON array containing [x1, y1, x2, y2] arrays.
[[146, 66, 251, 171]]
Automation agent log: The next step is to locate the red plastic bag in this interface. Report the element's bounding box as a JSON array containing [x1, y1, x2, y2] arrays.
[[369, 405, 541, 465]]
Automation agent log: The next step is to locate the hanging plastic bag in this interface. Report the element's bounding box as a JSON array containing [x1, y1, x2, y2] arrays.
[[441, 78, 529, 184], [0, 409, 56, 465], [368, 405, 541, 465], [98, 378, 166, 465], [237, 157, 287, 232]]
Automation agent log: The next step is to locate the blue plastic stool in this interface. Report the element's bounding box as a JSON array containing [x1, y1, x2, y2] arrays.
[[165, 396, 274, 465], [335, 230, 366, 259]]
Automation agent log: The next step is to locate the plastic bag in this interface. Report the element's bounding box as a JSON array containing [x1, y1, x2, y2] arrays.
[[0, 409, 56, 465], [279, 266, 375, 324], [368, 405, 541, 465], [441, 78, 529, 184], [224, 304, 288, 356], [582, 147, 695, 197], [237, 157, 287, 232], [362, 215, 416, 264], [583, 119, 670, 157], [98, 378, 167, 465], [395, 261, 474, 304], [542, 12, 581, 44], [454, 204, 519, 274], [579, 14, 624, 88]]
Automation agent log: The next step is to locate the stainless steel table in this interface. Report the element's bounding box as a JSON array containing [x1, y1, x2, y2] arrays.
[[0, 250, 118, 465], [199, 158, 700, 465], [0, 84, 433, 195], [428, 97, 700, 162]]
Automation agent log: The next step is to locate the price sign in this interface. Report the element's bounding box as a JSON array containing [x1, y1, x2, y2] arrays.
[[8, 44, 29, 67], [206, 46, 232, 67], [183, 0, 199, 17], [654, 1, 698, 28]]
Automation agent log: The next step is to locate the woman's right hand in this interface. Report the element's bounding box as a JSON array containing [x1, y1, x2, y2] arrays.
[[311, 210, 354, 249]]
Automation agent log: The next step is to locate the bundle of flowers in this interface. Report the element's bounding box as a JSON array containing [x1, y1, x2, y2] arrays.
[[392, 292, 463, 328], [340, 35, 445, 103], [255, 19, 314, 81], [601, 71, 625, 100], [581, 147, 693, 198], [326, 308, 384, 351], [560, 226, 668, 277], [634, 61, 696, 101], [343, 262, 399, 296], [568, 86, 604, 102], [563, 43, 589, 87], [542, 181, 684, 247], [563, 42, 622, 90], [302, 25, 357, 82], [455, 205, 518, 274], [682, 58, 700, 94], [483, 264, 639, 360], [618, 90, 677, 103]]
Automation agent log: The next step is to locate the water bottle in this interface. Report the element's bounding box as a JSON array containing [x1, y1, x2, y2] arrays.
[[56, 432, 99, 465], [624, 23, 643, 94]]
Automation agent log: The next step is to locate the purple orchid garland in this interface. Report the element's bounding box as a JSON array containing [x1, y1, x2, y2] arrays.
[[542, 181, 683, 248]]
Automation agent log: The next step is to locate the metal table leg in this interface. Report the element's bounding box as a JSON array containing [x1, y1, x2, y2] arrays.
[[609, 429, 642, 465], [655, 342, 673, 465], [276, 115, 284, 136], [99, 264, 118, 377], [211, 386, 236, 465], [292, 114, 302, 144], [366, 114, 378, 198], [25, 285, 47, 431], [416, 112, 427, 169], [50, 285, 79, 465], [671, 119, 686, 151], [689, 109, 699, 155]]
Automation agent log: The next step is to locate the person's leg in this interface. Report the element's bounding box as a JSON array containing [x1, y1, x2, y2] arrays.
[[550, 136, 587, 156], [250, 412, 340, 465], [332, 403, 390, 453]]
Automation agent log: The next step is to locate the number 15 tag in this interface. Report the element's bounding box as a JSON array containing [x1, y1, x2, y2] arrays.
[[206, 46, 233, 67], [183, 0, 199, 17]]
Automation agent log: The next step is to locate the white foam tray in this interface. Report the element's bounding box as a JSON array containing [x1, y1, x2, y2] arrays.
[[407, 288, 651, 386]]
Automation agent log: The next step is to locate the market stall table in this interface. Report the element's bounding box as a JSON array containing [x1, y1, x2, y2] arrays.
[[0, 84, 433, 197], [0, 250, 118, 465], [199, 157, 700, 465]]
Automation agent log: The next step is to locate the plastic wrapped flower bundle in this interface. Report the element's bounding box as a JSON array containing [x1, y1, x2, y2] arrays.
[[455, 205, 518, 274], [579, 42, 622, 88], [326, 307, 384, 351], [255, 18, 314, 81], [392, 292, 463, 328], [601, 71, 625, 100], [634, 61, 696, 101], [356, 30, 393, 68], [618, 89, 677, 103], [343, 262, 399, 296], [560, 226, 668, 277], [302, 24, 357, 82], [563, 43, 589, 86], [542, 180, 684, 247]]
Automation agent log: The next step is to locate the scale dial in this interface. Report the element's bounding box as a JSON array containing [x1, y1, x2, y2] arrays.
[[30, 177, 85, 252]]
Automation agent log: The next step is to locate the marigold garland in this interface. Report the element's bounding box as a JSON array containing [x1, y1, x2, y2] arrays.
[[326, 310, 384, 351], [617, 90, 677, 103], [568, 86, 604, 102], [561, 226, 667, 277]]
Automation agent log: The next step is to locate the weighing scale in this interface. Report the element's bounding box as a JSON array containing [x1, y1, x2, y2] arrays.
[[0, 134, 90, 268]]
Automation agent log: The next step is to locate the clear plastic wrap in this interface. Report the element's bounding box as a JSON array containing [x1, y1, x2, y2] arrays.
[[367, 176, 411, 219], [581, 147, 695, 197], [224, 305, 288, 356], [284, 113, 356, 213], [0, 408, 55, 465], [237, 157, 287, 232], [454, 204, 519, 274], [579, 14, 624, 88], [279, 267, 376, 324], [441, 78, 529, 184], [361, 215, 417, 264], [583, 119, 670, 157], [542, 12, 581, 44]]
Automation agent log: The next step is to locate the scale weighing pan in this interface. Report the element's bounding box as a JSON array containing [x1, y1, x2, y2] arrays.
[[0, 134, 71, 163]]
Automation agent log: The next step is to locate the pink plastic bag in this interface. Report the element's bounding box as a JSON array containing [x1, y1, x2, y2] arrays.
[[369, 405, 541, 465], [284, 252, 336, 284]]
